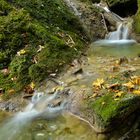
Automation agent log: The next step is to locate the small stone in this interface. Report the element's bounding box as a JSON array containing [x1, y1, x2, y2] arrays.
[[97, 134, 108, 140]]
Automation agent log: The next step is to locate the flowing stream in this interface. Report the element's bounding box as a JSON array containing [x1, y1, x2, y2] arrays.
[[1, 44, 140, 140], [1, 1, 140, 140]]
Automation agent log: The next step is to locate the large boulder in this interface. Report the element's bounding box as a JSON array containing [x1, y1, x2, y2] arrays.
[[84, 71, 140, 133]]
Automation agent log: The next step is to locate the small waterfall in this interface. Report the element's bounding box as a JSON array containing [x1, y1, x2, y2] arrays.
[[107, 23, 129, 40], [0, 90, 68, 140], [93, 2, 136, 45], [94, 23, 136, 45]]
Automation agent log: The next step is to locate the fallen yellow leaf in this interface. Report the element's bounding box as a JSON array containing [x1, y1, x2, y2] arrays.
[[133, 89, 140, 94], [92, 78, 104, 88], [17, 49, 26, 55], [131, 76, 140, 85], [8, 89, 15, 94], [30, 82, 35, 89], [123, 81, 134, 89], [53, 86, 64, 92], [114, 91, 124, 98], [89, 93, 98, 98], [102, 102, 105, 105]]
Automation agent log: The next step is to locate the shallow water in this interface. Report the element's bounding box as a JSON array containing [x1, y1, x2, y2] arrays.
[[1, 43, 140, 140], [0, 112, 97, 140], [90, 42, 140, 57]]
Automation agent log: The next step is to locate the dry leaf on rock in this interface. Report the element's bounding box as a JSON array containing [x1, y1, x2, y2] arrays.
[[123, 81, 134, 89], [131, 76, 140, 85], [92, 78, 104, 88], [106, 82, 120, 89]]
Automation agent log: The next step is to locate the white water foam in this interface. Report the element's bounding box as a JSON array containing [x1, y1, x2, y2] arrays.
[[93, 3, 136, 46], [94, 21, 136, 46], [0, 90, 67, 140], [94, 22, 136, 46]]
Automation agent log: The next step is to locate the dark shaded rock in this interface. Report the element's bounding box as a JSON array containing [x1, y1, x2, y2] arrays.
[[106, 0, 138, 17], [64, 0, 106, 41]]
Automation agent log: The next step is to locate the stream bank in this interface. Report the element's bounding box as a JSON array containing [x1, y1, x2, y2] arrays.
[[1, 0, 140, 139]]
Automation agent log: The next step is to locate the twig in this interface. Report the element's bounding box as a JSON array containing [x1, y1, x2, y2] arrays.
[[101, 13, 108, 33]]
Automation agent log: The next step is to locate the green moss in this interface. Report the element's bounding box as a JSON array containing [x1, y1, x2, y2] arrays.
[[88, 72, 140, 126], [0, 0, 12, 15], [0, 0, 86, 99], [91, 93, 116, 123], [134, 0, 140, 33], [90, 92, 136, 124]]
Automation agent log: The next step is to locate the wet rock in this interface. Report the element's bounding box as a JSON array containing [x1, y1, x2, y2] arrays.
[[117, 57, 128, 65], [0, 101, 18, 112], [77, 70, 140, 133], [106, 0, 137, 17], [72, 68, 83, 75], [34, 133, 46, 140], [64, 0, 106, 40]]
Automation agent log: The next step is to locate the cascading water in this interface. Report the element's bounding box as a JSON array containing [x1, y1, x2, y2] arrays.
[[94, 3, 136, 46], [106, 23, 128, 40], [0, 90, 68, 140]]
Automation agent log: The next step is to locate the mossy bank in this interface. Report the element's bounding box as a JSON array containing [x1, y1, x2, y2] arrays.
[[0, 0, 88, 99], [85, 71, 140, 132]]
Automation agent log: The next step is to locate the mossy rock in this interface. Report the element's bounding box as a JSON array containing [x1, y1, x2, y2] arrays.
[[134, 0, 140, 33], [87, 71, 140, 132]]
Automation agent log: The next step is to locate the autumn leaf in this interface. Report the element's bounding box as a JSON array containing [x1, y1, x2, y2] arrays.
[[114, 91, 124, 98], [17, 49, 26, 55], [131, 76, 140, 85], [52, 86, 64, 92], [92, 78, 104, 88], [30, 82, 35, 89], [133, 88, 140, 94], [101, 101, 105, 105], [123, 81, 134, 89], [8, 89, 15, 94]]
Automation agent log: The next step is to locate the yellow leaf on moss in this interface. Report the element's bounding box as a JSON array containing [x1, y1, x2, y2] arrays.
[[102, 101, 105, 105], [114, 98, 120, 101], [133, 89, 140, 94], [17, 49, 26, 55], [30, 82, 35, 89], [114, 91, 124, 98], [92, 78, 104, 88]]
